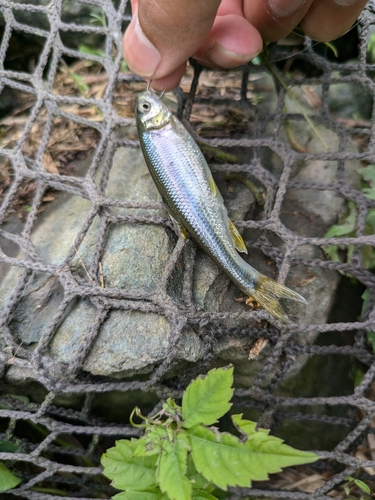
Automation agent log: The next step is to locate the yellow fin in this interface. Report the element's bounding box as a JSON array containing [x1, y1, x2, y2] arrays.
[[249, 275, 307, 323], [209, 174, 217, 196], [228, 219, 247, 254], [169, 213, 188, 239]]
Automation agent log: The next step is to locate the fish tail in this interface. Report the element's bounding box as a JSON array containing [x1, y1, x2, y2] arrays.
[[249, 274, 307, 323]]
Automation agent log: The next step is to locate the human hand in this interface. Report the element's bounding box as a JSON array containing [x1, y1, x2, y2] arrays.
[[123, 0, 368, 90]]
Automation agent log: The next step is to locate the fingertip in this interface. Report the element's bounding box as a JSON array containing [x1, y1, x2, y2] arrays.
[[149, 62, 187, 91], [123, 13, 161, 78], [300, 0, 368, 41], [196, 15, 263, 68]]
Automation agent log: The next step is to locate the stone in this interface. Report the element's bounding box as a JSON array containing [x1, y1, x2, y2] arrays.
[[0, 70, 363, 398], [0, 146, 255, 380]]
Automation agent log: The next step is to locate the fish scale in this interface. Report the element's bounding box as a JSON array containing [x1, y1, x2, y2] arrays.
[[136, 90, 307, 322]]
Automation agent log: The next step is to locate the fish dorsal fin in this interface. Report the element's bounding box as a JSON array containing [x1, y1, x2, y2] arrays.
[[228, 219, 247, 254]]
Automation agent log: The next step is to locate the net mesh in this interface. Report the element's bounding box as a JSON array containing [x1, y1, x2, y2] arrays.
[[0, 0, 375, 498]]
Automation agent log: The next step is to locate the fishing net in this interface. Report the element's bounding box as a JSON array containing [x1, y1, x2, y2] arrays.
[[0, 0, 375, 498]]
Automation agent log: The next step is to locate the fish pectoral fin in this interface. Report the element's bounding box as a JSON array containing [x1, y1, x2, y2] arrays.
[[209, 174, 218, 197], [169, 213, 189, 240], [228, 219, 248, 254]]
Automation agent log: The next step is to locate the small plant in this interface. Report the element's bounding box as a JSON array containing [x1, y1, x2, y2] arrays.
[[0, 462, 21, 492], [367, 33, 375, 63], [343, 475, 372, 499], [89, 11, 107, 28], [323, 164, 375, 353], [324, 165, 375, 271], [101, 366, 319, 500], [0, 440, 22, 492]]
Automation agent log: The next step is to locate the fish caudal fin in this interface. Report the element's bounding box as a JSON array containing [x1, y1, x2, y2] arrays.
[[250, 275, 307, 323]]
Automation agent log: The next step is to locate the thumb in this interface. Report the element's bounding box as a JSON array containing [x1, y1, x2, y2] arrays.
[[123, 0, 221, 80]]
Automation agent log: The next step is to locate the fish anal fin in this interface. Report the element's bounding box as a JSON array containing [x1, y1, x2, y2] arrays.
[[228, 219, 248, 254]]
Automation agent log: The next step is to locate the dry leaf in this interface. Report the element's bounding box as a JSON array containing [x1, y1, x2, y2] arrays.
[[44, 152, 59, 174]]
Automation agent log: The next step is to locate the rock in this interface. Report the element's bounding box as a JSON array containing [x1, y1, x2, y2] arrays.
[[328, 70, 373, 121], [0, 70, 363, 401], [0, 146, 255, 380]]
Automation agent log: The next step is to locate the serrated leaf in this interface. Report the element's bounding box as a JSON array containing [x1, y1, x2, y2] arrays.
[[232, 414, 268, 437], [362, 186, 375, 200], [324, 202, 357, 238], [188, 425, 264, 489], [101, 439, 157, 491], [188, 424, 318, 491], [163, 397, 181, 415], [0, 462, 21, 492], [113, 489, 164, 500], [134, 436, 148, 457], [157, 432, 191, 500], [182, 366, 234, 428], [134, 426, 167, 457], [187, 455, 211, 490], [192, 489, 219, 500]]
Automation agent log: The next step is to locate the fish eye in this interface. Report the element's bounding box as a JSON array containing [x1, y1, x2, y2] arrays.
[[140, 101, 151, 112]]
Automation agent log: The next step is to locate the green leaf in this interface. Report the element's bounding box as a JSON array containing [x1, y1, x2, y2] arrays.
[[359, 165, 375, 200], [188, 423, 319, 491], [366, 209, 375, 230], [232, 414, 268, 437], [187, 455, 212, 491], [101, 439, 157, 491], [113, 489, 164, 500], [238, 418, 319, 471], [324, 202, 357, 238], [78, 44, 105, 58], [188, 425, 259, 489], [134, 426, 167, 457], [182, 366, 234, 428], [163, 397, 181, 415], [367, 332, 375, 353], [323, 41, 338, 58], [157, 432, 191, 500], [323, 244, 341, 263], [0, 440, 21, 453], [192, 490, 219, 500], [353, 478, 371, 494], [0, 463, 21, 492]]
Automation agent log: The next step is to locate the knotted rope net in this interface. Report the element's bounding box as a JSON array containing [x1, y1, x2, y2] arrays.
[[0, 0, 375, 498]]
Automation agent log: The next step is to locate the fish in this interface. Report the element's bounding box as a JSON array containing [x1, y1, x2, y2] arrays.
[[135, 89, 306, 322]]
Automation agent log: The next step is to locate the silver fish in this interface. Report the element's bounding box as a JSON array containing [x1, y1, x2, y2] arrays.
[[135, 90, 306, 321]]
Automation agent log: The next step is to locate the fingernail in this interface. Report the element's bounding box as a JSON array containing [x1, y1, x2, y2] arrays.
[[269, 0, 307, 17], [209, 45, 261, 68], [334, 0, 357, 5], [126, 14, 161, 78]]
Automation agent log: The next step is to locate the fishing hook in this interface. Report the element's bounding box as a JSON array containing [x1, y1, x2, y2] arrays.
[[146, 80, 165, 99]]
